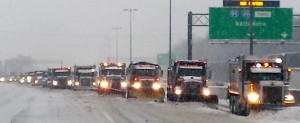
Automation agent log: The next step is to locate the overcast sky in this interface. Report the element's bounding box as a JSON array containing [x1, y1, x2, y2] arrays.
[[0, 0, 299, 66]]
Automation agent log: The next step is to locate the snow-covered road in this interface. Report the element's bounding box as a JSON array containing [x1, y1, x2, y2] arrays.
[[0, 82, 299, 123]]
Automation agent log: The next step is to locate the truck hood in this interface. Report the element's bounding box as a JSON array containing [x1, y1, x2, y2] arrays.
[[106, 75, 124, 79], [106, 75, 123, 78], [56, 76, 68, 78], [136, 76, 156, 81], [182, 76, 202, 83], [80, 76, 93, 79], [258, 81, 284, 86]]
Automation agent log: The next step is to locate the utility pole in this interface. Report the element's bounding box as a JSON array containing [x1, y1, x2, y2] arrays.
[[112, 27, 122, 62], [124, 9, 138, 63], [188, 12, 193, 60]]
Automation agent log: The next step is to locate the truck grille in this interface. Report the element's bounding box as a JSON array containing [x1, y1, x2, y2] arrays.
[[111, 78, 121, 89], [58, 78, 67, 86], [141, 80, 153, 88], [185, 82, 201, 94], [263, 86, 282, 104], [80, 78, 91, 86]]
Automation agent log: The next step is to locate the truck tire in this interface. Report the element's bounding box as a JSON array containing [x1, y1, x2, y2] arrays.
[[155, 88, 165, 103], [167, 87, 174, 101], [126, 87, 132, 99], [241, 103, 250, 116], [232, 96, 239, 114], [229, 96, 235, 113]]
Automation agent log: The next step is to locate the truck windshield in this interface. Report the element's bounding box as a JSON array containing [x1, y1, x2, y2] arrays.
[[178, 68, 204, 77], [247, 73, 283, 81], [54, 72, 70, 76], [104, 69, 124, 75], [133, 69, 156, 76]]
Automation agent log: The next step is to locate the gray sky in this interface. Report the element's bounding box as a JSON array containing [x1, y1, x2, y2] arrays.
[[0, 0, 299, 66]]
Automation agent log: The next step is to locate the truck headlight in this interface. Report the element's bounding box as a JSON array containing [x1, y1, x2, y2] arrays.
[[152, 83, 160, 90], [133, 82, 141, 89], [9, 78, 13, 81], [247, 92, 260, 103], [202, 88, 210, 96], [92, 82, 97, 86], [53, 81, 58, 86], [175, 86, 182, 95], [20, 79, 25, 83], [284, 94, 295, 104], [121, 81, 127, 88], [75, 82, 80, 86], [0, 77, 5, 82], [285, 94, 294, 101], [27, 76, 32, 80], [67, 80, 73, 85], [100, 81, 108, 88], [35, 80, 38, 84]]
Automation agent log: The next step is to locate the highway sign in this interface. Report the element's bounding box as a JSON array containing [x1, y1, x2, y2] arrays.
[[209, 7, 293, 40]]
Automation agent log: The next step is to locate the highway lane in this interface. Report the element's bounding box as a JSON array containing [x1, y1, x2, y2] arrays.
[[0, 82, 298, 123]]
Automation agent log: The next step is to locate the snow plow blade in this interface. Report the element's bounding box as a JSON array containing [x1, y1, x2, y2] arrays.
[[127, 88, 165, 103], [203, 95, 219, 109]]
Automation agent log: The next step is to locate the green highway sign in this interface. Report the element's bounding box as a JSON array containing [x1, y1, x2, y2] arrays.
[[209, 7, 293, 40]]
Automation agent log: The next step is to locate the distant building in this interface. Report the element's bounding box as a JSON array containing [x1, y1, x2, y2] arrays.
[[4, 55, 33, 75]]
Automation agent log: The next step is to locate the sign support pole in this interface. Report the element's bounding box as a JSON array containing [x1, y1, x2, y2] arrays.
[[249, 0, 254, 55]]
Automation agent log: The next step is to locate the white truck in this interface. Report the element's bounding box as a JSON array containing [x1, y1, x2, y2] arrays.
[[227, 55, 295, 116]]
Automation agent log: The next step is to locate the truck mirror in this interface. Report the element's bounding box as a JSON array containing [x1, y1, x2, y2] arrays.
[[208, 70, 212, 79], [161, 70, 163, 77]]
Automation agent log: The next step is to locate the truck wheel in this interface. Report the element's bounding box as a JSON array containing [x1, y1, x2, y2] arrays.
[[126, 87, 132, 99], [98, 89, 104, 95], [229, 96, 235, 113], [155, 88, 165, 103], [232, 96, 239, 114], [167, 93, 175, 101], [121, 91, 126, 98], [241, 103, 250, 116]]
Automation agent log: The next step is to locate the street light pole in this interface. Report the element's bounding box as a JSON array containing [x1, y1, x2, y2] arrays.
[[124, 9, 138, 63], [112, 27, 122, 62], [169, 0, 172, 66]]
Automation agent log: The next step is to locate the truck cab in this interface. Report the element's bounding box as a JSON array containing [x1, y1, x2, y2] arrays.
[[125, 62, 165, 102], [98, 62, 127, 95], [25, 72, 36, 84], [73, 65, 97, 90], [32, 71, 47, 86], [167, 60, 218, 104], [50, 67, 72, 89], [228, 55, 295, 116]]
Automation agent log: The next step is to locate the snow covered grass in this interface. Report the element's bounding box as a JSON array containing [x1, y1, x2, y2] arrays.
[[245, 107, 300, 123]]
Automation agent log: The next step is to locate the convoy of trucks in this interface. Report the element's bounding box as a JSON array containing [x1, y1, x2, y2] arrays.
[[4, 55, 297, 116]]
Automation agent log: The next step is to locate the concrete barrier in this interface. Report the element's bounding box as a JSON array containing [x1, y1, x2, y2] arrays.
[[290, 68, 300, 106]]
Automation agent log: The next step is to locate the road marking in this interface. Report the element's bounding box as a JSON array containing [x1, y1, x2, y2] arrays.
[[101, 110, 117, 123]]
